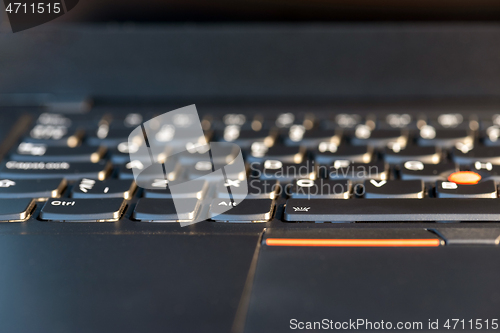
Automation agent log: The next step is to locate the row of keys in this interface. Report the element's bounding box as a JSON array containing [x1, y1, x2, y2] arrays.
[[247, 144, 500, 165], [1, 174, 494, 203], [10, 139, 500, 168], [1, 158, 498, 184], [253, 160, 500, 182], [287, 178, 498, 199], [0, 197, 276, 223], [0, 177, 279, 201], [22, 112, 479, 149], [32, 111, 500, 133], [210, 112, 475, 130], [5, 193, 500, 223], [133, 198, 274, 223], [0, 178, 136, 200], [217, 127, 476, 150]]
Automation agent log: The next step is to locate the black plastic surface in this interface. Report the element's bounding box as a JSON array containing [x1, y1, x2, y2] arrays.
[[0, 233, 259, 333], [3, 24, 500, 99]]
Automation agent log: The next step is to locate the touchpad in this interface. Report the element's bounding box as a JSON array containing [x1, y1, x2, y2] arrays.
[[244, 229, 500, 332]]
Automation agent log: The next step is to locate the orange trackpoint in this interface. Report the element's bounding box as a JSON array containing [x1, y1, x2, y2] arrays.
[[447, 171, 481, 185]]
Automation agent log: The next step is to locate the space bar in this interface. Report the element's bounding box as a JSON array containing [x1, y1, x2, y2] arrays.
[[284, 199, 500, 222]]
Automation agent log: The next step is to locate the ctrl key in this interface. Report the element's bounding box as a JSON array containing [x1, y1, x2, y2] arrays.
[[0, 199, 36, 222], [40, 198, 126, 222]]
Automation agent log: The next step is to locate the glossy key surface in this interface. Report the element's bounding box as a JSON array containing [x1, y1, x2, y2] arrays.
[[210, 198, 274, 222], [0, 199, 36, 221], [11, 144, 107, 163], [436, 180, 497, 198], [0, 178, 66, 199], [133, 198, 200, 222], [40, 198, 125, 222], [363, 179, 424, 198], [0, 161, 111, 180], [71, 179, 137, 199], [284, 198, 500, 222]]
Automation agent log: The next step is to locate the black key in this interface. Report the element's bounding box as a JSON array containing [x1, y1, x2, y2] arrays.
[[483, 125, 500, 146], [217, 179, 280, 199], [417, 125, 473, 148], [145, 124, 211, 149], [143, 179, 208, 199], [247, 145, 306, 164], [109, 141, 140, 164], [431, 113, 467, 129], [133, 198, 200, 222], [219, 127, 277, 148], [35, 112, 74, 127], [331, 114, 363, 129], [185, 160, 246, 181], [363, 179, 424, 198], [209, 198, 274, 222], [118, 160, 181, 181], [290, 179, 351, 199], [384, 145, 441, 164], [400, 162, 458, 182], [314, 144, 373, 164], [0, 161, 111, 180], [471, 162, 500, 180], [221, 113, 247, 127], [87, 126, 134, 147], [328, 161, 388, 181], [177, 144, 239, 165], [11, 143, 107, 163], [452, 146, 500, 164], [259, 160, 316, 181], [273, 112, 314, 129], [212, 113, 264, 130], [112, 112, 146, 128], [380, 113, 415, 129], [0, 199, 36, 221], [35, 112, 99, 129], [284, 198, 500, 222], [71, 179, 137, 199], [40, 198, 125, 222], [285, 128, 339, 147], [110, 142, 169, 165], [0, 178, 66, 199], [350, 128, 406, 148], [25, 125, 84, 147], [436, 180, 497, 198]]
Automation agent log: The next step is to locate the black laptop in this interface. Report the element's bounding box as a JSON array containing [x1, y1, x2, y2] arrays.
[[1, 1, 500, 332]]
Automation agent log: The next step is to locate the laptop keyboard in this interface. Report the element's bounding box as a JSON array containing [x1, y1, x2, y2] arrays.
[[0, 109, 500, 223]]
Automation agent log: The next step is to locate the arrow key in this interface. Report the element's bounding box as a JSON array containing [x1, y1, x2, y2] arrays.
[[363, 179, 425, 198]]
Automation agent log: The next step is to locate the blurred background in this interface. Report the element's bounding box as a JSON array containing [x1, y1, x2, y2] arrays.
[[2, 0, 500, 101], [3, 0, 500, 23]]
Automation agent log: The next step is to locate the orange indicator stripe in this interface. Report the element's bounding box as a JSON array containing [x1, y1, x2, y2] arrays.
[[265, 238, 441, 247]]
